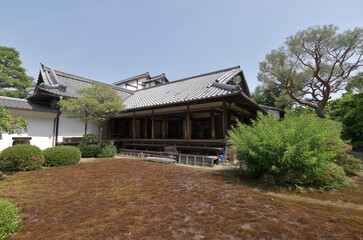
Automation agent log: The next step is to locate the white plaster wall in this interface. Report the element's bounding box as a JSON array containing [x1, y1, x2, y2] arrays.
[[57, 112, 98, 143], [0, 109, 57, 151]]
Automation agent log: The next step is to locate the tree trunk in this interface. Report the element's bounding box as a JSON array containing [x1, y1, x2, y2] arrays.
[[316, 105, 326, 118], [98, 125, 103, 146]]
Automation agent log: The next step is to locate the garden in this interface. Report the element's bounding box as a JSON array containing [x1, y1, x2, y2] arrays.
[[0, 122, 362, 239], [0, 158, 362, 239]]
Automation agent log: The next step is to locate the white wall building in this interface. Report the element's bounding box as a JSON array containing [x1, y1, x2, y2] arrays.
[[0, 96, 98, 151]]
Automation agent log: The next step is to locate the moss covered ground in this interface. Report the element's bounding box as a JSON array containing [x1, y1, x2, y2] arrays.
[[0, 159, 362, 239]]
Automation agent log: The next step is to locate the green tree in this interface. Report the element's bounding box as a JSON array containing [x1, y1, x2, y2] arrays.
[[345, 72, 363, 94], [252, 83, 293, 109], [252, 85, 277, 107], [59, 83, 125, 145], [327, 93, 363, 149], [258, 25, 363, 118], [0, 46, 34, 98], [0, 106, 29, 134]]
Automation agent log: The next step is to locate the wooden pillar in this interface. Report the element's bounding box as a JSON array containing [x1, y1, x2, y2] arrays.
[[145, 117, 148, 139], [185, 106, 190, 140], [133, 112, 136, 139], [211, 110, 215, 140], [162, 115, 166, 139], [222, 101, 227, 140], [152, 110, 155, 140]]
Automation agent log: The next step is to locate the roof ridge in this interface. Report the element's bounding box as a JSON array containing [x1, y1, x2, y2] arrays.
[[113, 72, 150, 85], [0, 96, 29, 102], [41, 64, 134, 94], [149, 73, 165, 79], [135, 65, 240, 92]]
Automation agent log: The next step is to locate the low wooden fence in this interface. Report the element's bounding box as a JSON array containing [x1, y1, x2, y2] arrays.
[[119, 149, 218, 167], [178, 154, 218, 167]]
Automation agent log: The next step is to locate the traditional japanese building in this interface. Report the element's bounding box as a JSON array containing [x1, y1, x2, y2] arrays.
[[1, 64, 283, 165]]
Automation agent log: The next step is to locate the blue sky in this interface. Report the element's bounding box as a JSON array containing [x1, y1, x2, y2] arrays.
[[1, 0, 363, 92]]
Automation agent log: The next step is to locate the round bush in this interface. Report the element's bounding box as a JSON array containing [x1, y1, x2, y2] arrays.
[[308, 162, 348, 189], [0, 198, 22, 239], [0, 144, 44, 172], [101, 145, 117, 158], [43, 146, 81, 167], [78, 143, 101, 158]]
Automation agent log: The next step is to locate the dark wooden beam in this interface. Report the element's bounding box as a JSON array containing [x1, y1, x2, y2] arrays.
[[211, 110, 215, 140], [186, 105, 190, 140], [145, 117, 148, 139], [133, 112, 136, 139], [162, 115, 166, 139], [152, 109, 155, 140], [222, 101, 227, 140]]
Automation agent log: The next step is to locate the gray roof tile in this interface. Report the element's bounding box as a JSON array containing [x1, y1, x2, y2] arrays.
[[124, 66, 243, 110], [0, 96, 58, 113], [35, 64, 134, 100]]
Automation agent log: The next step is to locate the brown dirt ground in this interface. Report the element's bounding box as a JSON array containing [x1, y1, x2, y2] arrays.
[[0, 158, 362, 240]]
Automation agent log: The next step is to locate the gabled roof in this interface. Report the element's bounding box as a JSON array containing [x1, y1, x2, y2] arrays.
[[143, 73, 168, 84], [113, 72, 151, 85], [27, 64, 263, 113], [30, 64, 134, 100], [124, 66, 257, 111], [0, 96, 58, 113]]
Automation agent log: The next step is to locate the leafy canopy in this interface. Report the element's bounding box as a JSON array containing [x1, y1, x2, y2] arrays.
[[251, 83, 292, 108], [0, 106, 29, 134], [345, 72, 363, 94], [258, 25, 363, 118], [0, 46, 34, 98], [59, 83, 125, 144], [327, 93, 363, 149]]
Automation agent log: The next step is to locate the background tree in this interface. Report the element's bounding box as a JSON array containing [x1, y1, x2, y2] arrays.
[[0, 46, 34, 98], [252, 83, 293, 109], [258, 25, 363, 118], [345, 72, 363, 94], [0, 106, 28, 134], [327, 92, 363, 150], [59, 83, 125, 145]]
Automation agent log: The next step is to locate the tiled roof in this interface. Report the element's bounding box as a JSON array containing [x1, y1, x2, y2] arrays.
[[124, 66, 251, 110], [0, 96, 58, 113], [29, 64, 263, 113], [34, 64, 134, 100], [113, 72, 150, 85], [144, 73, 168, 83], [261, 105, 285, 112]]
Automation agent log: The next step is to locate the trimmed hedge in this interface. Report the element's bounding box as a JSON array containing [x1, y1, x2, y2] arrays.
[[0, 198, 22, 239], [101, 145, 117, 158], [0, 144, 44, 172], [78, 143, 101, 158], [43, 146, 81, 167]]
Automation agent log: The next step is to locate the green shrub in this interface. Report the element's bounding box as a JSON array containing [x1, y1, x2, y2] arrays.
[[308, 162, 348, 189], [336, 153, 362, 173], [0, 144, 44, 172], [0, 198, 22, 239], [229, 112, 352, 189], [100, 144, 117, 158], [43, 146, 81, 167], [78, 143, 101, 158], [82, 134, 99, 144]]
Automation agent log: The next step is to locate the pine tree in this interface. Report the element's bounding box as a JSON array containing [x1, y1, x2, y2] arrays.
[[0, 46, 34, 98]]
